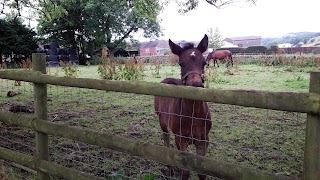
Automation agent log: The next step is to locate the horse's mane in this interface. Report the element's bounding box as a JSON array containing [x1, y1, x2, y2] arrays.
[[182, 42, 195, 51]]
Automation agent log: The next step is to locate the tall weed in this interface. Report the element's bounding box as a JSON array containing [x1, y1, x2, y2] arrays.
[[97, 49, 116, 80], [114, 58, 144, 80], [59, 61, 79, 78], [98, 49, 144, 80]]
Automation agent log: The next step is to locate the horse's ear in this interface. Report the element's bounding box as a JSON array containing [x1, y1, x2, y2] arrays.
[[197, 34, 208, 54], [169, 39, 183, 56]]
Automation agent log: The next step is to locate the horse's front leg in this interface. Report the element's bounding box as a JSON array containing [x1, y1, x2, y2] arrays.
[[162, 131, 175, 177], [195, 138, 210, 180], [175, 135, 190, 180], [214, 59, 219, 67], [159, 119, 174, 177]]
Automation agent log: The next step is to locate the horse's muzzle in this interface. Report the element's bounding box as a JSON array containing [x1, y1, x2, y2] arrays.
[[182, 71, 205, 88]]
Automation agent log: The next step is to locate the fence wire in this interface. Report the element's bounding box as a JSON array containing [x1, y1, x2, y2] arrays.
[[0, 79, 306, 179], [0, 79, 36, 179]]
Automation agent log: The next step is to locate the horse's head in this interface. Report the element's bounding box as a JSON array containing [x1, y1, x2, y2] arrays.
[[206, 51, 213, 67], [169, 34, 208, 87]]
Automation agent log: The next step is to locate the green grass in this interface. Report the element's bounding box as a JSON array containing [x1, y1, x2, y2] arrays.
[[204, 65, 317, 92], [1, 63, 319, 179], [47, 63, 319, 92]]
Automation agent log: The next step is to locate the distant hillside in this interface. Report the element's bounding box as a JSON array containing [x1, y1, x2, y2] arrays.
[[302, 36, 320, 47], [262, 32, 320, 47]]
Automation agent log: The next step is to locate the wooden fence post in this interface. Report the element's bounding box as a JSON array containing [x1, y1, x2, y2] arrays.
[[304, 71, 320, 180], [33, 53, 49, 180]]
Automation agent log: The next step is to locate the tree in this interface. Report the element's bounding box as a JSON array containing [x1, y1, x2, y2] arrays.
[[126, 39, 141, 51], [208, 27, 223, 49], [269, 45, 279, 54], [1, 0, 256, 64], [1, 0, 163, 64], [1, 0, 257, 17], [34, 0, 162, 64], [0, 18, 37, 64], [175, 0, 257, 13]]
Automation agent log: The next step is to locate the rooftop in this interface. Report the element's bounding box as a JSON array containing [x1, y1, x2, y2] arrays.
[[225, 36, 261, 41], [140, 40, 168, 49]]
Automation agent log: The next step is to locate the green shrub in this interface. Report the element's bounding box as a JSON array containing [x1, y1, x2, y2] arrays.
[[216, 47, 246, 54], [245, 46, 268, 54], [89, 57, 102, 65], [268, 45, 279, 54]]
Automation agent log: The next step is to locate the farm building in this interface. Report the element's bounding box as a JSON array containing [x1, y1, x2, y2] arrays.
[[139, 39, 204, 56], [221, 41, 238, 48], [139, 40, 170, 56], [224, 36, 261, 47]]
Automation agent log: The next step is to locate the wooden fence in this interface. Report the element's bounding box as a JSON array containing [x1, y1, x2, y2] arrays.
[[0, 53, 319, 180]]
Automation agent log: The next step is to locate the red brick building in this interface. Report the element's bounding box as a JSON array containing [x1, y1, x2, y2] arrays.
[[139, 40, 169, 56]]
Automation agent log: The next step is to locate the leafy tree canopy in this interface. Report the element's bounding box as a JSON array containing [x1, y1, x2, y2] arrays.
[[36, 0, 163, 63], [1, 0, 257, 15], [208, 27, 223, 49], [0, 0, 256, 63], [174, 0, 257, 13], [0, 17, 37, 58], [1, 0, 163, 61]]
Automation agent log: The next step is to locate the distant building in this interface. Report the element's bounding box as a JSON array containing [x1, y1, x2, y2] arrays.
[[221, 41, 238, 48], [139, 40, 169, 56], [224, 36, 261, 47], [113, 48, 139, 57], [278, 43, 293, 48], [139, 39, 203, 56]]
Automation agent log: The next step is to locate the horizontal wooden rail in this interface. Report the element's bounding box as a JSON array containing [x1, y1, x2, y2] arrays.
[[0, 111, 297, 180], [0, 147, 102, 180], [0, 70, 319, 115]]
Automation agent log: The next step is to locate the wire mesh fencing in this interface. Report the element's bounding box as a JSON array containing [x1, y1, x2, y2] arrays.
[[0, 78, 306, 179], [0, 79, 36, 179]]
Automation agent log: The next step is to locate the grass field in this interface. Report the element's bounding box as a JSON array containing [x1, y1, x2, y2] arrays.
[[49, 63, 318, 92], [1, 61, 320, 179]]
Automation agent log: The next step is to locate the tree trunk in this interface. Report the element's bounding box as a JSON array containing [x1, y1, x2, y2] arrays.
[[108, 48, 116, 59], [78, 35, 86, 65]]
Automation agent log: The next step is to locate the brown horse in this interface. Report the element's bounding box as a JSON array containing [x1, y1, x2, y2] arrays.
[[154, 35, 212, 180], [206, 50, 233, 67]]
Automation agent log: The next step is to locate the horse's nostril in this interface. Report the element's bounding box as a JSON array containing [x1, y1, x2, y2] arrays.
[[187, 81, 204, 88]]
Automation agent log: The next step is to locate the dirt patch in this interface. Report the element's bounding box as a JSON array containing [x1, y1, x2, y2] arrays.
[[2, 103, 34, 113]]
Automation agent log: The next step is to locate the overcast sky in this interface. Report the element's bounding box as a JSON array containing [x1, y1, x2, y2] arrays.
[[136, 0, 319, 41], [2, 0, 318, 43]]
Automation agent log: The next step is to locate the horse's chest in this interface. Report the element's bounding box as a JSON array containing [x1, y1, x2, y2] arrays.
[[170, 100, 211, 135]]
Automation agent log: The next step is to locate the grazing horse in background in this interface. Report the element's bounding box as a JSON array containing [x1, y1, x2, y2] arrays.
[[154, 34, 212, 180], [206, 50, 233, 67]]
